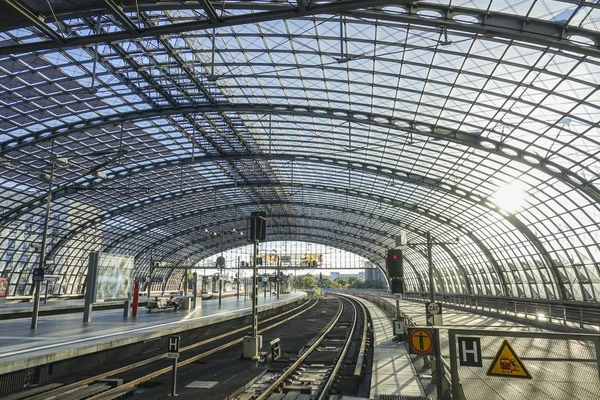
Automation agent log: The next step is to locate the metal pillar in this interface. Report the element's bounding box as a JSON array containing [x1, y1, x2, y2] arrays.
[[32, 161, 55, 330], [148, 262, 153, 299], [427, 231, 435, 303], [433, 328, 444, 400], [44, 281, 49, 305], [277, 258, 280, 300], [237, 256, 240, 300], [83, 251, 98, 323], [218, 274, 222, 306], [252, 239, 259, 337], [192, 272, 197, 309]]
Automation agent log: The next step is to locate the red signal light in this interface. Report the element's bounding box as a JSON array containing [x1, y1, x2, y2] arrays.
[[392, 254, 398, 260]]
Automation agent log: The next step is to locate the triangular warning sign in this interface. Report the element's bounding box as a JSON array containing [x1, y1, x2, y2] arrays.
[[486, 339, 532, 379]]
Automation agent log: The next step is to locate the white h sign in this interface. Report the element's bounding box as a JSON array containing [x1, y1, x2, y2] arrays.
[[168, 336, 180, 353], [458, 337, 482, 367]]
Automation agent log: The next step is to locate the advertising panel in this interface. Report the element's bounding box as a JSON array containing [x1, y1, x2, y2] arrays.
[[96, 254, 134, 301], [0, 277, 7, 307], [250, 253, 323, 267]]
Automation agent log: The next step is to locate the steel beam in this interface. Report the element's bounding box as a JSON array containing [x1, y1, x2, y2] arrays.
[[3, 104, 595, 209], [507, 215, 567, 301], [4, 0, 64, 44], [297, 0, 308, 13], [2, 1, 600, 58], [97, 200, 484, 290], [0, 153, 439, 225], [104, 0, 138, 33], [159, 231, 390, 284], [0, 0, 395, 55], [50, 182, 488, 259], [198, 0, 220, 24]]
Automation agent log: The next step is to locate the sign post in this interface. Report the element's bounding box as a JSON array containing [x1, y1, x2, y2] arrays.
[[433, 328, 444, 400], [167, 336, 180, 396], [426, 302, 443, 326]]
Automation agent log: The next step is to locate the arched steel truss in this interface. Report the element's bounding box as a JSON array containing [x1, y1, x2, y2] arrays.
[[1, 0, 599, 302], [2, 0, 600, 58]]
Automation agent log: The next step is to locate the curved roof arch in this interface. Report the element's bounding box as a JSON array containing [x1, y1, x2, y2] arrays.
[[1, 0, 599, 301]]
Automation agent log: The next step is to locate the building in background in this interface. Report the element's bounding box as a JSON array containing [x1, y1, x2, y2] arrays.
[[365, 261, 386, 286]]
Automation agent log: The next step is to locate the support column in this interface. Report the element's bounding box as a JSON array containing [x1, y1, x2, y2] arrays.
[[31, 161, 55, 330], [252, 239, 259, 337], [277, 258, 280, 300], [83, 251, 99, 323], [427, 231, 435, 303], [192, 272, 197, 309]]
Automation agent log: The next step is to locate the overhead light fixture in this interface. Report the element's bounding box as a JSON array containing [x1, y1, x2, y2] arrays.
[[204, 228, 209, 233], [0, 157, 13, 167], [39, 173, 55, 182], [93, 171, 107, 179], [231, 228, 237, 232]]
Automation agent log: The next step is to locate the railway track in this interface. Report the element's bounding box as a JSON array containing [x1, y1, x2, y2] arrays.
[[245, 294, 368, 400], [10, 299, 318, 400]]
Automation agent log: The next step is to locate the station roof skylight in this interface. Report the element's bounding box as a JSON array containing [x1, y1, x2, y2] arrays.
[[0, 1, 599, 301]]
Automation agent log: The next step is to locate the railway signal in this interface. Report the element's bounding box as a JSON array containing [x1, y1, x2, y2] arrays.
[[387, 249, 403, 294]]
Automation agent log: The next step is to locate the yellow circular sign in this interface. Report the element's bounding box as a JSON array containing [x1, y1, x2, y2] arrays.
[[410, 328, 433, 354]]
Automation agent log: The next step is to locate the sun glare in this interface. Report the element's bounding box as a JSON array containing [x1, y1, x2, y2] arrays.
[[493, 181, 527, 213]]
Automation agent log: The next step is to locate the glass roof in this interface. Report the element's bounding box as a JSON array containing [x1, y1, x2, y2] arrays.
[[0, 1, 598, 301]]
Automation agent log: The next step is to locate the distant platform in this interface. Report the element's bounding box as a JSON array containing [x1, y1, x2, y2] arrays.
[[0, 292, 305, 376]]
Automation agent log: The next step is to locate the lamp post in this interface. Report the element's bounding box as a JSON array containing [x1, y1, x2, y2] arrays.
[[272, 249, 280, 300], [237, 256, 240, 300], [403, 231, 459, 302], [31, 156, 109, 329], [31, 161, 55, 330]]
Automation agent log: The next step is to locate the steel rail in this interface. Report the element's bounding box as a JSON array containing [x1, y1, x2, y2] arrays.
[[318, 297, 360, 400], [84, 298, 319, 400], [352, 297, 369, 377], [326, 292, 369, 377], [23, 299, 316, 400], [255, 298, 346, 400]]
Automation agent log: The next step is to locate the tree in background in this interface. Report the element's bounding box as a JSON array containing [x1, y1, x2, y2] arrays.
[[295, 274, 317, 289], [350, 279, 386, 289], [335, 277, 348, 288], [317, 276, 332, 288], [347, 276, 361, 287]]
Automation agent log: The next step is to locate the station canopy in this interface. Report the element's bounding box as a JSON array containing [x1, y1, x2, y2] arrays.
[[0, 1, 599, 301]]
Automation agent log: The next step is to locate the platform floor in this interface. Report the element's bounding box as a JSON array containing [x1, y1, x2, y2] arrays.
[[358, 297, 426, 398], [383, 297, 600, 400], [0, 291, 245, 317], [0, 292, 305, 375]]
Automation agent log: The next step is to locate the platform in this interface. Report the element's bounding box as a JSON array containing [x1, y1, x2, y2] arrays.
[[0, 292, 305, 376], [0, 291, 247, 319], [349, 295, 426, 398], [382, 297, 600, 400], [0, 298, 148, 319]]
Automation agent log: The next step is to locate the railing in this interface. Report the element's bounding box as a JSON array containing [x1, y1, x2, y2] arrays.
[[344, 289, 600, 332], [401, 291, 600, 332]]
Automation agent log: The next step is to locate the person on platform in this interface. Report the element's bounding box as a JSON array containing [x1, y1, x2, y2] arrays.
[[168, 295, 179, 311]]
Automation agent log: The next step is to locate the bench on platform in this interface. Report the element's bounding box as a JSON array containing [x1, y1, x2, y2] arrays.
[[145, 299, 179, 313]]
